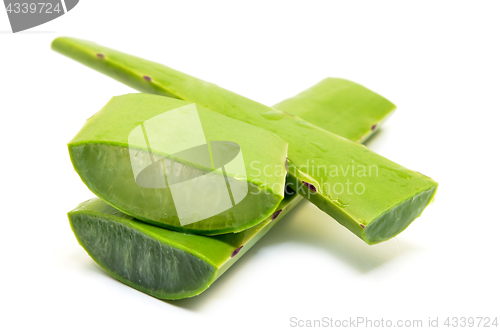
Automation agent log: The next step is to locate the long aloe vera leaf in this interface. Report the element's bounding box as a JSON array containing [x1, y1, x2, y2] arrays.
[[53, 37, 438, 244], [69, 96, 288, 235], [68, 85, 388, 300]]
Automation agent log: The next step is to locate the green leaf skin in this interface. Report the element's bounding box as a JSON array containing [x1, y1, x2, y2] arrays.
[[68, 193, 302, 300], [273, 78, 396, 143], [53, 37, 438, 244], [69, 95, 288, 235], [67, 86, 395, 300]]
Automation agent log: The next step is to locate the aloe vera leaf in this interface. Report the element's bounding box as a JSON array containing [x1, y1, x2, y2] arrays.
[[69, 95, 288, 235], [68, 193, 302, 300], [67, 86, 388, 300], [52, 37, 438, 244], [273, 78, 395, 142]]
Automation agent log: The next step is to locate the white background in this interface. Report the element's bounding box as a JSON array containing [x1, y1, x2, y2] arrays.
[[1, 1, 499, 330]]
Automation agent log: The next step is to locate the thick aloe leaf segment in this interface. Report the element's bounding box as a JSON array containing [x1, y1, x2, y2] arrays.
[[68, 193, 302, 300], [53, 37, 438, 244], [69, 95, 288, 235], [273, 78, 395, 142]]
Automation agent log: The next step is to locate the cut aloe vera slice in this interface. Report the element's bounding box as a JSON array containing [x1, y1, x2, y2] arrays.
[[68, 193, 302, 300], [53, 37, 438, 244], [273, 78, 395, 142], [69, 95, 288, 235]]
